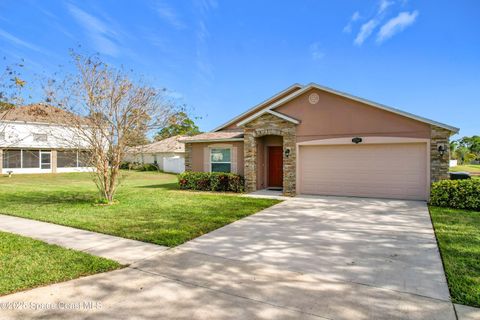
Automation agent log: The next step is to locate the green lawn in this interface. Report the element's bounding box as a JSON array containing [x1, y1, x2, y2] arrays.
[[450, 164, 480, 173], [429, 206, 480, 307], [0, 171, 279, 247], [0, 231, 121, 296]]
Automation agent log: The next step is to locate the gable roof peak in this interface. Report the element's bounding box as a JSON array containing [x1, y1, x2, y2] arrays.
[[212, 83, 303, 132]]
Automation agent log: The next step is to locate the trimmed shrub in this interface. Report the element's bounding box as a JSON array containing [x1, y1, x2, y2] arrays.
[[135, 163, 159, 171], [120, 162, 131, 170], [178, 171, 245, 192], [120, 162, 159, 171], [430, 179, 480, 210]]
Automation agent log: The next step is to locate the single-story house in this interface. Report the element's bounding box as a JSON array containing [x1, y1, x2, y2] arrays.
[[124, 135, 185, 173], [181, 83, 459, 200], [0, 104, 93, 174]]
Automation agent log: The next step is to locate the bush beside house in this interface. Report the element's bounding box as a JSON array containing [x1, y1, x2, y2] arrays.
[[178, 172, 245, 192], [430, 179, 480, 210], [120, 162, 159, 171]]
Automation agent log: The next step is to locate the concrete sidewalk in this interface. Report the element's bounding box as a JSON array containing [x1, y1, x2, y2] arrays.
[[0, 214, 168, 264], [455, 304, 480, 320]]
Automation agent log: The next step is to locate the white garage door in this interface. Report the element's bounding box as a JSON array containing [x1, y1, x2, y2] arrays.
[[299, 143, 428, 200]]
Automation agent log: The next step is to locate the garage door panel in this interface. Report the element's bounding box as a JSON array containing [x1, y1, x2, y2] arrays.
[[299, 143, 427, 200]]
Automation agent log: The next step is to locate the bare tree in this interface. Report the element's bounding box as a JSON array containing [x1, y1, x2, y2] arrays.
[[0, 58, 26, 131], [46, 52, 174, 203]]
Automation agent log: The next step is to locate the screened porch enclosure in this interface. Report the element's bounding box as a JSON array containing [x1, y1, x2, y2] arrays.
[[1, 149, 92, 174], [56, 150, 91, 168]]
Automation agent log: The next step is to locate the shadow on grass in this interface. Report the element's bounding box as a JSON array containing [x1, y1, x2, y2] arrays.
[[137, 183, 179, 190], [139, 184, 247, 197], [1, 191, 97, 206]]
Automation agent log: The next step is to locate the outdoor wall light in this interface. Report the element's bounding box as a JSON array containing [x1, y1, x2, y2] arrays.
[[352, 137, 363, 144], [438, 144, 446, 157], [284, 148, 291, 158]]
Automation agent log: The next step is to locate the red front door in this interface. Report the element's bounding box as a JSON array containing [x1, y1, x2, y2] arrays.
[[268, 146, 283, 188]]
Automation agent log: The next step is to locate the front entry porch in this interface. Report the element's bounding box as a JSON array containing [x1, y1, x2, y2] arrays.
[[242, 112, 298, 196]]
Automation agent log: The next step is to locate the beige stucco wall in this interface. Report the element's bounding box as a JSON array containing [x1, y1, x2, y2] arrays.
[[275, 88, 431, 142], [190, 141, 244, 175], [223, 87, 433, 147]]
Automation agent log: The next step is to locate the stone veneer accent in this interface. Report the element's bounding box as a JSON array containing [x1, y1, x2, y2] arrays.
[[430, 125, 451, 182], [184, 143, 193, 171], [243, 113, 297, 196]]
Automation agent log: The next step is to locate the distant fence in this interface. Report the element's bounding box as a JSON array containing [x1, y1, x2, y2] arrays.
[[163, 156, 185, 174], [449, 159, 458, 167]]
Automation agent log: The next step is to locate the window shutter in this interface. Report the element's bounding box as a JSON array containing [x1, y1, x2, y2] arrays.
[[204, 147, 210, 172], [231, 147, 237, 174]]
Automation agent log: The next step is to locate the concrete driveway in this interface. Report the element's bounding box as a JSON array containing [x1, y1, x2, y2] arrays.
[[0, 196, 455, 319]]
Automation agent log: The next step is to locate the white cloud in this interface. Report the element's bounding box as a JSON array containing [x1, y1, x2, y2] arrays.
[[67, 4, 121, 56], [164, 89, 184, 100], [309, 42, 325, 61], [354, 19, 379, 45], [195, 20, 213, 79], [0, 28, 47, 54], [347, 0, 418, 46], [378, 0, 394, 14], [144, 33, 170, 52], [194, 0, 218, 13], [193, 0, 218, 84], [154, 2, 186, 30], [343, 11, 361, 33], [352, 11, 361, 21], [377, 10, 419, 43]]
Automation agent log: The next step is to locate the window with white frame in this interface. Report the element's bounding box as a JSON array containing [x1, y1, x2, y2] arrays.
[[210, 148, 231, 173], [33, 133, 48, 142]]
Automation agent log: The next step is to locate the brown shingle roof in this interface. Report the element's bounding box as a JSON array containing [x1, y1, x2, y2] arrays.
[[180, 131, 244, 142], [126, 135, 186, 154], [0, 104, 79, 125]]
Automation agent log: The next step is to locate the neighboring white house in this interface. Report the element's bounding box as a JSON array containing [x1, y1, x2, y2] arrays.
[[124, 135, 185, 173], [0, 104, 93, 174]]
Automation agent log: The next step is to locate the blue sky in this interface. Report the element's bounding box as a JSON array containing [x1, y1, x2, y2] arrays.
[[0, 0, 478, 137]]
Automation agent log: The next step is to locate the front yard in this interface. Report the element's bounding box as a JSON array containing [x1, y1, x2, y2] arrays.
[[430, 206, 480, 307], [0, 231, 121, 296], [450, 164, 480, 173], [0, 171, 279, 247]]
